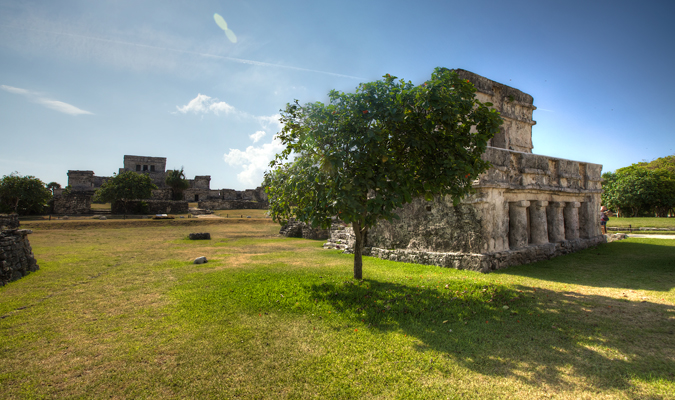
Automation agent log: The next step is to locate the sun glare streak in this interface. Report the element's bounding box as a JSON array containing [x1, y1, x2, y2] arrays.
[[14, 27, 362, 80]]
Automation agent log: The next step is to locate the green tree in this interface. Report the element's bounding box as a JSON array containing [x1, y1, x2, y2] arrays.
[[602, 163, 675, 217], [165, 168, 190, 200], [265, 68, 502, 279], [0, 173, 52, 215], [46, 181, 61, 195], [93, 171, 157, 214]]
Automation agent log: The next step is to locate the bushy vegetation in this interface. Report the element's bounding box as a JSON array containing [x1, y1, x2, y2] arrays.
[[602, 155, 675, 217], [93, 171, 157, 214], [0, 172, 52, 215]]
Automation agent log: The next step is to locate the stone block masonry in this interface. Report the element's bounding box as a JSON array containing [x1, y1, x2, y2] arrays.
[[0, 216, 39, 286], [0, 214, 19, 230]]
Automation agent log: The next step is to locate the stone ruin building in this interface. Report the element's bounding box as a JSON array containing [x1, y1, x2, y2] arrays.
[[322, 69, 605, 272], [53, 155, 268, 215], [0, 214, 39, 286]]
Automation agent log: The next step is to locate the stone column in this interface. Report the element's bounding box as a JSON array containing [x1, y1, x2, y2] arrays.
[[509, 200, 530, 250], [547, 202, 566, 242], [529, 201, 549, 245], [564, 201, 580, 240], [579, 201, 598, 238]]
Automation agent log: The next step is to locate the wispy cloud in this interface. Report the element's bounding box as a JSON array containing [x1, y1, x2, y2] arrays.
[[249, 130, 266, 143], [176, 94, 235, 115], [1, 85, 93, 116], [223, 135, 285, 187]]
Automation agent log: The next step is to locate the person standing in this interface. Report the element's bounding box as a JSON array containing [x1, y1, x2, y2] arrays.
[[600, 206, 609, 234]]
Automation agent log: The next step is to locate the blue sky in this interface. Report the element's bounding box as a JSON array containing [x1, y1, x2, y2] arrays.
[[1, 0, 674, 190]]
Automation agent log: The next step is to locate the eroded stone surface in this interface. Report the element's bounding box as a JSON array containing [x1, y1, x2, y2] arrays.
[[1, 218, 39, 286]]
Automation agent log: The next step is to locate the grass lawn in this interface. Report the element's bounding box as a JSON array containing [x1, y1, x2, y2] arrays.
[[607, 217, 675, 229], [1, 220, 674, 399]]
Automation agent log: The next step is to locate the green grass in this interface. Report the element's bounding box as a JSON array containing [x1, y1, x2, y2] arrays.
[[607, 217, 675, 229], [1, 221, 674, 399]]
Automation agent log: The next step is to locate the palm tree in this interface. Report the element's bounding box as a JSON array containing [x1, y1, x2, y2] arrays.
[[165, 168, 190, 200], [46, 182, 61, 195]]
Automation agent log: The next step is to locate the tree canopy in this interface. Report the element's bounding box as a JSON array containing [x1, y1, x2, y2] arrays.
[[602, 155, 675, 217], [165, 168, 190, 200], [93, 171, 157, 213], [265, 68, 502, 279], [0, 173, 52, 215]]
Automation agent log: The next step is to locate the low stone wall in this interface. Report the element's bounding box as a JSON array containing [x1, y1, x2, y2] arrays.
[[0, 229, 39, 286], [364, 236, 605, 273], [198, 200, 268, 210], [54, 193, 93, 215], [112, 200, 189, 214], [0, 214, 19, 230]]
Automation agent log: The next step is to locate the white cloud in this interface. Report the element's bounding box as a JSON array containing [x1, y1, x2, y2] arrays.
[[176, 94, 235, 115], [35, 99, 93, 116], [249, 130, 266, 143], [1, 85, 29, 95], [1, 85, 93, 115], [257, 113, 283, 133], [223, 135, 285, 187]]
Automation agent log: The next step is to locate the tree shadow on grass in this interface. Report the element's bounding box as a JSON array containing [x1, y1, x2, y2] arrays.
[[497, 240, 675, 292], [308, 278, 675, 395]]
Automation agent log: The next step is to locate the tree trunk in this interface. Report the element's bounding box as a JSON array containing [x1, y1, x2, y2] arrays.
[[352, 220, 367, 280]]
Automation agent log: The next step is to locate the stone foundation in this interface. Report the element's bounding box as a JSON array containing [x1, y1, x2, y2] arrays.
[[198, 200, 268, 210], [1, 229, 39, 286], [364, 236, 605, 273]]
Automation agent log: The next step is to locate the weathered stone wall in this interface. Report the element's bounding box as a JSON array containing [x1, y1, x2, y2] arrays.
[[189, 176, 211, 189], [184, 189, 212, 202], [198, 200, 268, 210], [54, 193, 92, 215], [0, 229, 39, 286], [151, 189, 173, 201], [216, 187, 267, 202], [0, 214, 19, 230], [67, 170, 96, 190], [455, 69, 536, 153], [280, 218, 329, 240], [111, 200, 188, 214], [325, 147, 604, 272]]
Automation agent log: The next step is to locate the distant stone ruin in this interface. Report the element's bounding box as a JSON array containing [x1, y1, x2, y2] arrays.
[[324, 69, 605, 272], [53, 155, 268, 215], [0, 214, 39, 286]]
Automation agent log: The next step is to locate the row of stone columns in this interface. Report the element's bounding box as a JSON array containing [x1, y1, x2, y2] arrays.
[[509, 200, 581, 250]]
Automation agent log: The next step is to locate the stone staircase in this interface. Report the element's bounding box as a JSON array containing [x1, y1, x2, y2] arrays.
[[323, 222, 354, 252]]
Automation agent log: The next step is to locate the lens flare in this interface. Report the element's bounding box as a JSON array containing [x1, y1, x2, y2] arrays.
[[214, 13, 237, 43]]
